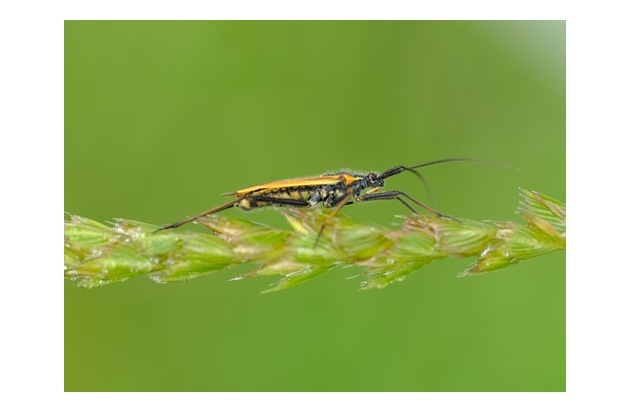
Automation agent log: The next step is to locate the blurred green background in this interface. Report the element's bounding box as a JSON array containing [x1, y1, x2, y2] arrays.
[[65, 21, 565, 391]]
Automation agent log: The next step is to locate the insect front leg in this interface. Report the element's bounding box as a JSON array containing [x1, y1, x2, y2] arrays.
[[357, 190, 459, 221]]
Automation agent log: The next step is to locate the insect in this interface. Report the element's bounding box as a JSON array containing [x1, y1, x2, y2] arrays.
[[157, 158, 481, 241]]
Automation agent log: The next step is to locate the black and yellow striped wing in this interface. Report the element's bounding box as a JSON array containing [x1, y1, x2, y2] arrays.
[[223, 173, 359, 197]]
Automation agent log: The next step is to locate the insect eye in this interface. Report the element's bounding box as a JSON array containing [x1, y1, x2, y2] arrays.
[[368, 173, 377, 182]]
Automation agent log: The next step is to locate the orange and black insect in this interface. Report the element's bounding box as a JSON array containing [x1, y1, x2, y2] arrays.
[[157, 158, 481, 240]]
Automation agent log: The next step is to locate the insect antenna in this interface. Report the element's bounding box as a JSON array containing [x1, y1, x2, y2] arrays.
[[379, 158, 499, 206], [398, 167, 435, 207], [379, 157, 494, 180]]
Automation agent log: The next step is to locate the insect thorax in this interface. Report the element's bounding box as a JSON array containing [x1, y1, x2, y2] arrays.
[[315, 184, 350, 208]]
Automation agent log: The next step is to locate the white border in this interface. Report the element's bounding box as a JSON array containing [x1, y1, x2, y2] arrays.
[[2, 1, 629, 411]]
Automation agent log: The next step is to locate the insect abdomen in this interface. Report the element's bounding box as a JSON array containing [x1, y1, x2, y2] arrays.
[[267, 187, 312, 201], [235, 187, 313, 211], [236, 197, 263, 210]]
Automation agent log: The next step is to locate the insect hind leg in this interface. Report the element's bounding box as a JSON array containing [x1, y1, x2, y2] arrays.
[[155, 200, 237, 232], [246, 195, 310, 208]]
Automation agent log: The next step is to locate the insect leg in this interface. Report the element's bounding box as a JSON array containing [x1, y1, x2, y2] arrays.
[[315, 192, 354, 246], [247, 196, 310, 207], [156, 200, 238, 231], [391, 196, 419, 214], [358, 191, 459, 221]]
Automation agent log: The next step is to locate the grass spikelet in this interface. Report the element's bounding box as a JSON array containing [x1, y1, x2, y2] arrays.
[[65, 189, 565, 291]]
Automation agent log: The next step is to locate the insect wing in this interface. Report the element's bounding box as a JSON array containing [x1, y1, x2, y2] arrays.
[[223, 175, 347, 197]]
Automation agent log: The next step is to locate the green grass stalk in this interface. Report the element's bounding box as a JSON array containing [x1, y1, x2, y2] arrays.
[[64, 189, 565, 292]]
